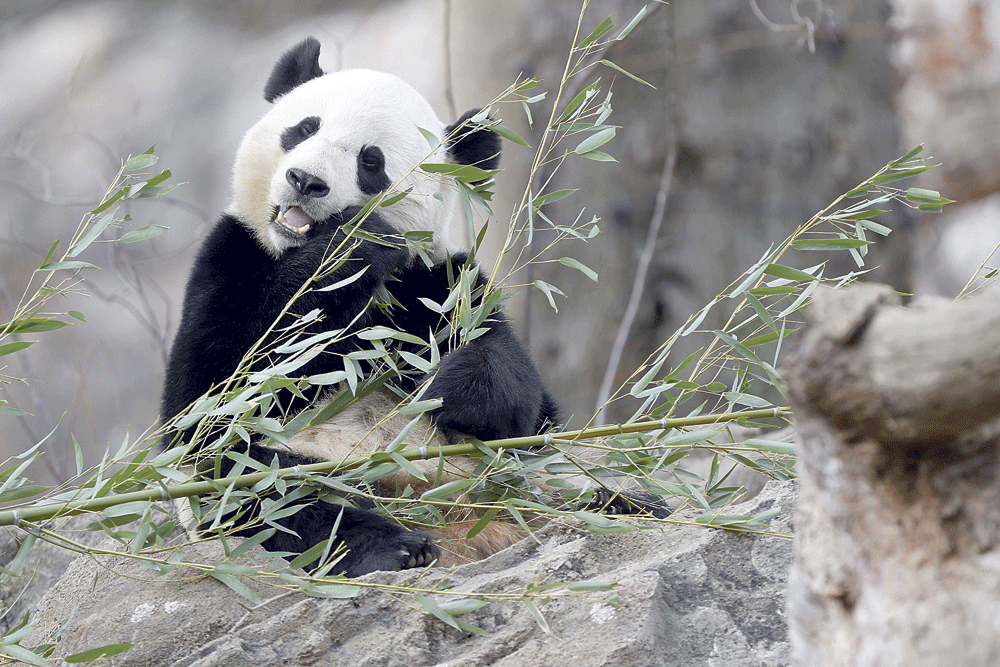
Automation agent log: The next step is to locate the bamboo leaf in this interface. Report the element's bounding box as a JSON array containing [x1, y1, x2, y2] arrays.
[[870, 166, 931, 185], [124, 153, 158, 170], [574, 128, 616, 155], [762, 264, 819, 283], [69, 209, 117, 258], [119, 225, 168, 243], [791, 238, 870, 251], [532, 189, 577, 207], [616, 5, 647, 40], [577, 16, 614, 48], [598, 59, 655, 88], [39, 260, 98, 272], [490, 123, 530, 147], [210, 570, 262, 604], [0, 341, 33, 358], [558, 256, 598, 281]]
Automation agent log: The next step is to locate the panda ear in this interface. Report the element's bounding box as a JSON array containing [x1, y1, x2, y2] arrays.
[[445, 109, 501, 171], [264, 37, 325, 103]]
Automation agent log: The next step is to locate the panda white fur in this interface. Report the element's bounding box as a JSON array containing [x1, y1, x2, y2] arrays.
[[160, 37, 559, 576]]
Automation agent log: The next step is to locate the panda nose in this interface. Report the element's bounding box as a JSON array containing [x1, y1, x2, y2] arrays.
[[286, 168, 330, 198]]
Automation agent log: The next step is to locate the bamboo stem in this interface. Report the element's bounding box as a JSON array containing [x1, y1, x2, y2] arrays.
[[0, 407, 788, 527]]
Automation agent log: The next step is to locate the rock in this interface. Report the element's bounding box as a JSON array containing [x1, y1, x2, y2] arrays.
[[24, 480, 795, 666], [26, 538, 298, 666]]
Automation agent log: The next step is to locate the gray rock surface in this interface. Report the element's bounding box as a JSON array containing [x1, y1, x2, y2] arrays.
[[23, 480, 794, 666]]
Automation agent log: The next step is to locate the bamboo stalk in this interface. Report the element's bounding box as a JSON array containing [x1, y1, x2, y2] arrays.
[[0, 408, 788, 527]]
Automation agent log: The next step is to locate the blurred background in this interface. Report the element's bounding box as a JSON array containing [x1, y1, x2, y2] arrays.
[[1, 0, 996, 484]]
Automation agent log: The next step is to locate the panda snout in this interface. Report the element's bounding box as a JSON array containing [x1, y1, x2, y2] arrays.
[[286, 168, 330, 198]]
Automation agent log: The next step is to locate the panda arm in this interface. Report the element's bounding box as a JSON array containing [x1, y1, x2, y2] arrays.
[[383, 254, 559, 441], [161, 209, 408, 437]]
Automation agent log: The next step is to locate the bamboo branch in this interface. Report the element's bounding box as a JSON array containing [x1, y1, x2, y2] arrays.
[[0, 408, 788, 527]]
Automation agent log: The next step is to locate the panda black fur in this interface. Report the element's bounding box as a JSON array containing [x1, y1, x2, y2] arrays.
[[160, 38, 560, 576]]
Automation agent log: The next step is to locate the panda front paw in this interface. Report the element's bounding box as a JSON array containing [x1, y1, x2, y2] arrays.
[[343, 529, 439, 577]]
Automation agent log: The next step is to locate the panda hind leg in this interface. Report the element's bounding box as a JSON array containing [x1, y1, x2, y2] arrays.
[[587, 487, 671, 519], [428, 520, 527, 567]]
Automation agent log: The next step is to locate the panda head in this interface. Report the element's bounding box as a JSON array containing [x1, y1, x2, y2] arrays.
[[231, 37, 500, 258]]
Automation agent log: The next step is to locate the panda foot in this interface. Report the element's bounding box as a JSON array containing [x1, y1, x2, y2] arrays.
[[344, 529, 439, 577], [588, 487, 671, 519]]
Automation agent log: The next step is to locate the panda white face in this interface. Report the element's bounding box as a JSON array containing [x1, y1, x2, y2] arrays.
[[231, 68, 457, 258]]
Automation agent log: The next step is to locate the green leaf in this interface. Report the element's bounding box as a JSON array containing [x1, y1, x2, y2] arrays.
[[870, 166, 931, 185], [857, 218, 892, 236], [572, 511, 633, 534], [418, 126, 440, 149], [124, 153, 158, 170], [554, 84, 596, 125], [130, 183, 182, 200], [574, 127, 616, 155], [790, 238, 870, 251], [747, 285, 797, 296], [745, 294, 777, 332], [661, 429, 721, 447], [89, 188, 126, 216], [762, 264, 819, 283], [0, 401, 30, 417], [419, 163, 498, 183], [210, 569, 262, 604], [533, 280, 566, 312], [0, 341, 33, 358], [308, 371, 348, 386], [288, 538, 334, 569], [1, 644, 50, 667], [743, 329, 795, 347], [522, 598, 552, 636], [616, 5, 647, 40], [144, 169, 172, 188], [305, 583, 360, 599], [380, 188, 412, 207], [598, 59, 655, 88], [577, 16, 614, 49], [398, 398, 443, 416], [888, 144, 923, 167], [3, 318, 70, 335], [577, 150, 617, 162], [745, 438, 795, 455], [69, 209, 117, 258], [532, 189, 577, 207], [566, 579, 616, 592], [558, 256, 598, 282], [904, 187, 942, 201], [415, 595, 487, 635], [490, 123, 530, 147], [437, 598, 488, 615], [825, 209, 888, 222], [64, 642, 134, 663], [0, 485, 51, 503], [39, 260, 98, 272], [118, 224, 168, 243]]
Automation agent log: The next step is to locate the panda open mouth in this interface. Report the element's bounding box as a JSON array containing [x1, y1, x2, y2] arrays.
[[276, 205, 314, 235]]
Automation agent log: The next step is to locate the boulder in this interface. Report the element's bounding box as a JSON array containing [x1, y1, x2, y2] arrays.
[[21, 480, 794, 666]]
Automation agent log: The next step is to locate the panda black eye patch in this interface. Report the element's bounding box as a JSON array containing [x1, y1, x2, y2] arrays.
[[357, 145, 390, 195], [280, 116, 321, 151]]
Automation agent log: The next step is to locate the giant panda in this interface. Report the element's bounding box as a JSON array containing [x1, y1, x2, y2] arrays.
[[160, 37, 561, 577]]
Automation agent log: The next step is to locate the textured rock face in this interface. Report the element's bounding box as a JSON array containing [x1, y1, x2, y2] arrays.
[[785, 284, 1000, 667], [21, 480, 794, 666]]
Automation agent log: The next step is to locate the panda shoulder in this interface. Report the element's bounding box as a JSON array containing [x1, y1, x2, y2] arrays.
[[189, 214, 273, 282]]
